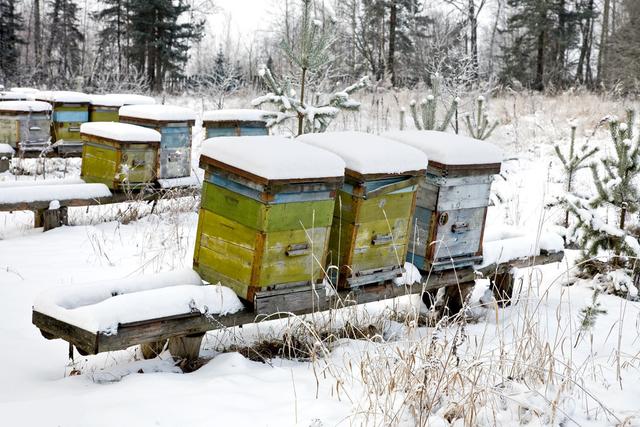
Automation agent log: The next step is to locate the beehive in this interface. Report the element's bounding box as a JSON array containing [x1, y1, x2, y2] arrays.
[[80, 122, 161, 190], [0, 101, 52, 153], [194, 136, 345, 313], [36, 91, 90, 155], [119, 105, 195, 179], [202, 109, 273, 138], [89, 94, 156, 122], [298, 131, 428, 288], [383, 130, 503, 271]]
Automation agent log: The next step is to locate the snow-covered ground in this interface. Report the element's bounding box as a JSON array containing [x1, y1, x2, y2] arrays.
[[1, 93, 639, 426]]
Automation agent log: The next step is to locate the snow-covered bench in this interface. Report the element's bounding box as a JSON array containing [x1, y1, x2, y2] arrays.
[[0, 178, 198, 230], [33, 269, 245, 360]]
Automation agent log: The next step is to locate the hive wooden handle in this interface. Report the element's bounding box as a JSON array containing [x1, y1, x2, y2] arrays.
[[285, 243, 310, 257]]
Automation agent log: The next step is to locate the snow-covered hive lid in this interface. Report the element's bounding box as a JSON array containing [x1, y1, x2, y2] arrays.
[[297, 131, 428, 176], [202, 109, 274, 123], [36, 90, 91, 104], [81, 122, 161, 142], [0, 100, 52, 113], [0, 91, 28, 101], [119, 104, 196, 122], [383, 130, 503, 167], [10, 87, 40, 95], [200, 135, 346, 181], [90, 94, 156, 107]]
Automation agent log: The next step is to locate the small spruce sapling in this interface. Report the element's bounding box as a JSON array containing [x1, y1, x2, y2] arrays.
[[554, 125, 599, 231], [565, 109, 640, 275], [409, 74, 458, 132], [464, 96, 499, 140]]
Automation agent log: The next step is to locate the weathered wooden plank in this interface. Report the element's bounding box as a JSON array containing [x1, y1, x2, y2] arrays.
[[32, 311, 98, 355]]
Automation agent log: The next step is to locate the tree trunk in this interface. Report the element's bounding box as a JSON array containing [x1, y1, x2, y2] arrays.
[[597, 0, 610, 84], [535, 30, 546, 91], [34, 0, 41, 70], [297, 67, 307, 136], [387, 2, 397, 86], [576, 0, 594, 84], [469, 0, 478, 80]]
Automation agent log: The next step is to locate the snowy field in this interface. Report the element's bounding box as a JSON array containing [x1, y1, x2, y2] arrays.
[[1, 92, 640, 426]]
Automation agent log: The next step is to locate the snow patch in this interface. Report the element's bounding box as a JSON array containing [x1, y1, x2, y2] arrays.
[[383, 130, 503, 166], [119, 104, 196, 122], [297, 131, 428, 175], [480, 231, 564, 268], [0, 183, 111, 204], [90, 94, 156, 107], [157, 175, 199, 189], [0, 143, 14, 155], [393, 262, 422, 286], [0, 101, 52, 113], [202, 108, 274, 122], [33, 269, 243, 334], [36, 91, 91, 104], [200, 135, 346, 180], [80, 122, 161, 142]]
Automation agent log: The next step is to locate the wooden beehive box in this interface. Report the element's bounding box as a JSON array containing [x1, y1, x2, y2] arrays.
[[384, 130, 503, 272], [119, 105, 195, 180], [202, 109, 274, 138], [80, 122, 160, 190], [0, 101, 52, 153], [194, 136, 345, 314], [36, 91, 90, 155], [298, 131, 428, 288], [89, 94, 156, 122]]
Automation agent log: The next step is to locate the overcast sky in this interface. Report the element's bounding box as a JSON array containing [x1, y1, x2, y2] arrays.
[[209, 0, 272, 43]]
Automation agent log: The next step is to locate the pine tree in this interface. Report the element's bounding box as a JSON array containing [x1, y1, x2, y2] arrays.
[[94, 0, 131, 76], [553, 124, 599, 230], [128, 0, 203, 92], [46, 0, 84, 83], [0, 0, 24, 81], [280, 0, 333, 135], [606, 0, 640, 92], [565, 110, 640, 271]]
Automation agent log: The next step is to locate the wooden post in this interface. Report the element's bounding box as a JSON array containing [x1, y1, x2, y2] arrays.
[[140, 340, 167, 359], [0, 155, 10, 173], [33, 209, 45, 228], [168, 333, 205, 361], [441, 281, 475, 315], [491, 272, 515, 307], [43, 206, 68, 231]]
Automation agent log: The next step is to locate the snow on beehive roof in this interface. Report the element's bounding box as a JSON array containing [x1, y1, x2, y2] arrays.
[[81, 122, 161, 142], [90, 94, 156, 107], [297, 131, 428, 175], [36, 90, 91, 103], [0, 91, 28, 101], [202, 108, 274, 122], [0, 101, 52, 112], [201, 135, 346, 180], [119, 104, 196, 122], [383, 130, 503, 166], [0, 143, 15, 155], [10, 87, 40, 95]]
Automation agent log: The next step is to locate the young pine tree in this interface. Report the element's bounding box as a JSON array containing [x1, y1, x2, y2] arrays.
[[567, 110, 640, 271]]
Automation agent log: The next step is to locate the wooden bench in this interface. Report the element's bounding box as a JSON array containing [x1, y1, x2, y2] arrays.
[[0, 181, 198, 230], [32, 250, 563, 362]]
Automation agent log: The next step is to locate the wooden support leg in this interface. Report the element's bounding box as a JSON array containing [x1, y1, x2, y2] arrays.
[[140, 340, 167, 359], [492, 272, 515, 307], [421, 289, 439, 309], [33, 209, 45, 228], [442, 282, 475, 316], [0, 156, 10, 173], [168, 333, 205, 361], [43, 206, 68, 232]]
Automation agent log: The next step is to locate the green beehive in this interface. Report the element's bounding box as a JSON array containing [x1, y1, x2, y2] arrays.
[[193, 136, 345, 314], [36, 91, 90, 156], [80, 122, 160, 190], [298, 132, 428, 288], [119, 105, 195, 180], [89, 94, 156, 122], [0, 101, 52, 153], [202, 109, 274, 138]]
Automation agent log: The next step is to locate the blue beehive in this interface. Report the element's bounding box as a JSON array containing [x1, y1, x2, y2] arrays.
[[202, 109, 274, 138], [119, 105, 196, 179]]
